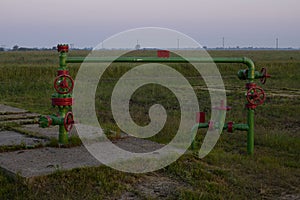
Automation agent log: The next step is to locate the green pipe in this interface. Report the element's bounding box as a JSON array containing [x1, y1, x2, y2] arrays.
[[247, 109, 255, 155], [67, 56, 253, 65], [191, 123, 249, 150], [39, 115, 64, 128], [244, 58, 255, 155], [58, 107, 68, 145], [193, 123, 249, 131], [58, 51, 69, 145], [59, 52, 67, 70], [238, 70, 264, 80], [66, 56, 256, 81], [233, 124, 249, 131]]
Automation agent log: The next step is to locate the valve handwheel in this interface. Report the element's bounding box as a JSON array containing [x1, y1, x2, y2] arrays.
[[54, 75, 74, 94], [64, 112, 74, 132], [260, 68, 271, 84], [246, 86, 266, 106]]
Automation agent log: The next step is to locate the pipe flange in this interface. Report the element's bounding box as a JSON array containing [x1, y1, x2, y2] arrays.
[[52, 98, 73, 106], [57, 44, 69, 53]]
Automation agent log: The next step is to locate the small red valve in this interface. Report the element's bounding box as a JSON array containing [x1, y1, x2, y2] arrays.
[[246, 85, 266, 107], [64, 112, 74, 132], [260, 68, 271, 84], [54, 75, 74, 94]]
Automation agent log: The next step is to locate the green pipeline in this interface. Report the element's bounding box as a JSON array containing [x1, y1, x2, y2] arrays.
[[66, 57, 255, 80], [191, 123, 249, 132]]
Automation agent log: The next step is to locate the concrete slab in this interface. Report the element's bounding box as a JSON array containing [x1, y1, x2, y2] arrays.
[[0, 147, 101, 178], [0, 113, 39, 121], [114, 137, 164, 153], [0, 104, 28, 114], [0, 131, 46, 146], [0, 136, 168, 178], [20, 124, 78, 139], [0, 105, 37, 125], [0, 119, 36, 125]]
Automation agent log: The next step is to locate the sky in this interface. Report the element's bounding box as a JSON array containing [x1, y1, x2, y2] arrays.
[[1, 0, 299, 49]]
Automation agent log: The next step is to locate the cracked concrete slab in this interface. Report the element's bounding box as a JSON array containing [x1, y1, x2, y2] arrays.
[[0, 131, 46, 146], [0, 104, 28, 114], [0, 147, 101, 178], [0, 112, 39, 121], [0, 135, 170, 179], [0, 136, 167, 179], [20, 124, 78, 139]]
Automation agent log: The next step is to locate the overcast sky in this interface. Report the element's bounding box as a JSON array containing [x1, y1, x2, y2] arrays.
[[1, 0, 299, 48]]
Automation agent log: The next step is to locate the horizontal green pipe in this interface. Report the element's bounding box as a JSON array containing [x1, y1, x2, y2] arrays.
[[66, 56, 251, 65], [193, 123, 249, 131], [39, 115, 64, 128], [190, 122, 249, 150], [196, 123, 210, 129], [223, 123, 249, 131], [67, 56, 255, 79]]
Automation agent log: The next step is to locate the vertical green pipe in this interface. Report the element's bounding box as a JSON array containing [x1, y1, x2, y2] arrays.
[[247, 109, 254, 154], [58, 107, 68, 145], [245, 57, 255, 155], [58, 50, 68, 145], [59, 52, 67, 70]]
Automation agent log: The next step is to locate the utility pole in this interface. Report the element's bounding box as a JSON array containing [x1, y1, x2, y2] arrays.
[[177, 38, 180, 49], [135, 40, 140, 50]]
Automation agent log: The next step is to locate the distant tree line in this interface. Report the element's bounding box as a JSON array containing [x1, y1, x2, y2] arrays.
[[0, 45, 90, 51], [8, 45, 54, 51], [0, 45, 58, 51]]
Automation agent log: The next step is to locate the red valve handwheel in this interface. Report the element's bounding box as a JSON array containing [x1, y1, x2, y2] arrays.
[[246, 86, 266, 106], [54, 75, 74, 94], [64, 112, 74, 132], [260, 68, 271, 84]]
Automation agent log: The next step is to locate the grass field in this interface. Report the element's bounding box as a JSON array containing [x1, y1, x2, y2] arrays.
[[0, 50, 299, 199]]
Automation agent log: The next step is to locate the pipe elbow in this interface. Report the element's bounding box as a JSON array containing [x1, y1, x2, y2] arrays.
[[242, 57, 255, 80]]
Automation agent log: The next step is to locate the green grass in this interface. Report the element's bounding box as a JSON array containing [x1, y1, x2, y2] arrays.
[[0, 50, 299, 199]]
